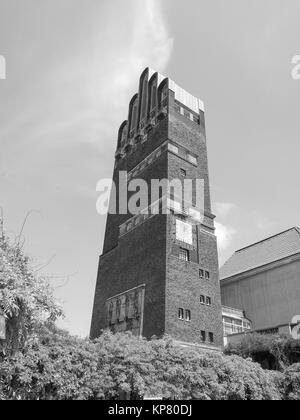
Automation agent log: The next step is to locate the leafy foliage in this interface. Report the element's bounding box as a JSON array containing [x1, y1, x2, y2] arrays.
[[0, 329, 283, 400], [0, 225, 63, 354], [281, 363, 300, 400], [0, 217, 299, 400], [225, 333, 300, 371]]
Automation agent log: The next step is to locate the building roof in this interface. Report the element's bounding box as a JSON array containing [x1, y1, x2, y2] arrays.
[[220, 227, 300, 280], [148, 68, 205, 113]]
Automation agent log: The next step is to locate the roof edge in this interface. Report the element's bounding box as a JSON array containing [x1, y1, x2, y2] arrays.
[[235, 227, 300, 254], [220, 251, 300, 282]]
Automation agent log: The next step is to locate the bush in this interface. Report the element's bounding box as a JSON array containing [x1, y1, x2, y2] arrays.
[[281, 364, 300, 400], [0, 329, 283, 400], [0, 230, 63, 355], [225, 333, 300, 371]]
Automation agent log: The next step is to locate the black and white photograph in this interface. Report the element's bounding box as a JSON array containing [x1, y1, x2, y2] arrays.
[[0, 0, 300, 406]]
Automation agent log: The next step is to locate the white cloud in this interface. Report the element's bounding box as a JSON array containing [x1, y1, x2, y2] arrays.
[[215, 222, 236, 252], [214, 202, 237, 218], [0, 0, 174, 195], [251, 211, 275, 231], [91, 0, 174, 142]]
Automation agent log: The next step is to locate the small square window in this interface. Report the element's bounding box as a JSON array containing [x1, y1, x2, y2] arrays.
[[200, 295, 205, 305], [119, 224, 126, 236], [201, 331, 206, 343], [168, 143, 179, 154], [178, 308, 184, 320], [185, 310, 191, 322], [205, 271, 210, 280], [175, 103, 181, 113], [209, 333, 214, 343], [180, 168, 187, 177], [206, 297, 212, 306], [193, 115, 200, 124], [199, 269, 204, 279], [187, 154, 197, 165], [179, 248, 189, 262]]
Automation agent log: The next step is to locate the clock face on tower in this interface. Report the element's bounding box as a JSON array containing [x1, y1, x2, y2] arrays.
[[176, 219, 193, 245]]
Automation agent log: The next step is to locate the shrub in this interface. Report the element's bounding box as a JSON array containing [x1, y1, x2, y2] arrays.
[[225, 333, 300, 371], [281, 363, 300, 400], [0, 230, 63, 354], [0, 329, 283, 400]]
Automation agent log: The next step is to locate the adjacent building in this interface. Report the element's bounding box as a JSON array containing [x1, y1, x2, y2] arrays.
[[91, 68, 223, 350], [220, 227, 300, 336], [222, 306, 252, 346]]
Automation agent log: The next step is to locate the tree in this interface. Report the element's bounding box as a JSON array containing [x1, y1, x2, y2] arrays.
[[0, 329, 283, 400], [225, 333, 300, 371], [0, 216, 295, 401], [0, 219, 63, 354], [281, 364, 300, 400]]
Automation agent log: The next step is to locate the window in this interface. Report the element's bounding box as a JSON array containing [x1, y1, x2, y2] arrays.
[[119, 224, 126, 236], [206, 297, 212, 306], [130, 102, 138, 135], [176, 220, 193, 245], [178, 308, 184, 320], [180, 168, 187, 177], [151, 85, 157, 111], [200, 295, 205, 305], [199, 269, 204, 279], [161, 85, 168, 99], [179, 248, 189, 262], [209, 333, 214, 343], [193, 115, 200, 124], [187, 154, 197, 165], [201, 331, 206, 343], [168, 143, 179, 154], [155, 149, 162, 159], [243, 321, 251, 330], [205, 271, 210, 281], [223, 317, 245, 335], [174, 103, 181, 113], [185, 310, 191, 322]]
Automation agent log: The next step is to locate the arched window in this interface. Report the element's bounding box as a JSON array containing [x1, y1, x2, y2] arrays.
[[158, 78, 168, 109], [117, 121, 128, 149], [151, 85, 156, 108], [148, 73, 158, 118], [138, 69, 149, 128], [128, 94, 139, 138], [131, 102, 138, 132]]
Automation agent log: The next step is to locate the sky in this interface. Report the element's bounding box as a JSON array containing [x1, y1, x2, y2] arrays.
[[0, 0, 299, 337]]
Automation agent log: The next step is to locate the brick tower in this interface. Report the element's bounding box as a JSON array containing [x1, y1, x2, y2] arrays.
[[91, 68, 223, 350]]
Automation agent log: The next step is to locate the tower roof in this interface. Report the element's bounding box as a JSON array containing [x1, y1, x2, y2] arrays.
[[142, 67, 205, 113], [220, 227, 300, 280]]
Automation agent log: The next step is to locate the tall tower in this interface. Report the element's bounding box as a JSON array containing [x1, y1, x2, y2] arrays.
[[91, 68, 223, 350]]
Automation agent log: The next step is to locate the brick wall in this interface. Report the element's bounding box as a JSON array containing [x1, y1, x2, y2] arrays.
[[91, 116, 169, 340], [164, 90, 223, 348], [91, 79, 223, 349]]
